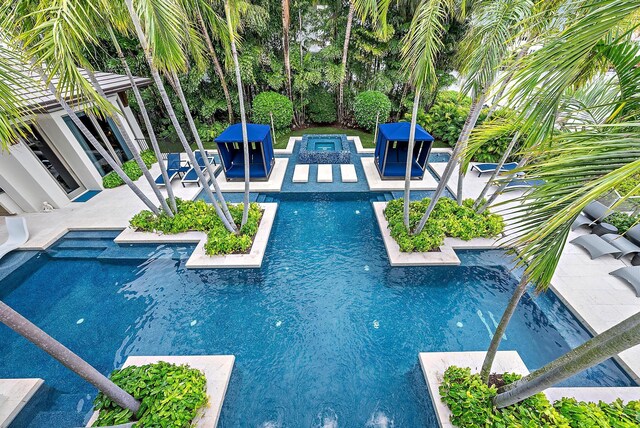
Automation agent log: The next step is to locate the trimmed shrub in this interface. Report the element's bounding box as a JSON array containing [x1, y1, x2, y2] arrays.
[[130, 198, 263, 256], [308, 87, 337, 124], [252, 91, 293, 130], [617, 173, 640, 196], [606, 212, 640, 234], [102, 149, 157, 189], [410, 90, 471, 148], [353, 90, 392, 131], [383, 197, 504, 252], [92, 362, 207, 427]]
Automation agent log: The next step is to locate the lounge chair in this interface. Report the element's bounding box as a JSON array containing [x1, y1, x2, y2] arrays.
[[570, 234, 622, 259], [471, 162, 519, 176], [155, 153, 190, 186], [570, 201, 613, 230], [0, 217, 29, 260], [181, 152, 211, 187], [610, 266, 640, 297], [504, 179, 544, 190], [600, 225, 640, 259]]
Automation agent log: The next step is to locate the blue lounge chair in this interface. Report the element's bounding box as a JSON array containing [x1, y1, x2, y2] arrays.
[[181, 152, 214, 187], [155, 153, 190, 186], [504, 179, 544, 190], [471, 162, 519, 176]]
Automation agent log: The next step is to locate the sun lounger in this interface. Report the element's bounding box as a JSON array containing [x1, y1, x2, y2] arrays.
[[155, 153, 190, 186], [570, 201, 613, 230], [610, 266, 640, 297], [600, 225, 640, 259], [181, 152, 216, 187], [471, 162, 519, 176], [570, 234, 622, 259], [504, 179, 544, 190], [0, 217, 29, 260]]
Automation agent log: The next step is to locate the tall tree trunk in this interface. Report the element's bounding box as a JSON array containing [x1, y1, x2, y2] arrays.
[[35, 67, 160, 215], [124, 0, 237, 234], [485, 45, 529, 120], [0, 301, 141, 414], [338, 1, 355, 124], [108, 26, 177, 214], [404, 89, 422, 230], [413, 95, 485, 234], [86, 71, 174, 217], [456, 94, 486, 205], [168, 73, 237, 229], [196, 8, 234, 124], [494, 311, 640, 408], [298, 9, 305, 125], [477, 155, 529, 214], [282, 0, 293, 107], [480, 274, 529, 382], [225, 0, 251, 227], [473, 132, 519, 211]]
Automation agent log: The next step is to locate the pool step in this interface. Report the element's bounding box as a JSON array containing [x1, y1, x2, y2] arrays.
[[47, 248, 106, 260], [63, 230, 122, 240], [255, 194, 277, 204], [52, 238, 114, 250]]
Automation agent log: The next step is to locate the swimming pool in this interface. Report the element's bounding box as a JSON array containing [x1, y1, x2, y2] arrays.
[[0, 192, 634, 427], [298, 134, 350, 164]]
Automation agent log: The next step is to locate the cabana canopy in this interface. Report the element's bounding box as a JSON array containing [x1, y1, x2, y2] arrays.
[[215, 123, 275, 181], [374, 122, 434, 179]]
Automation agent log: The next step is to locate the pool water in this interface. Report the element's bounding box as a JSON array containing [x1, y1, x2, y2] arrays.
[[0, 192, 634, 427], [313, 142, 336, 151], [305, 135, 343, 151]]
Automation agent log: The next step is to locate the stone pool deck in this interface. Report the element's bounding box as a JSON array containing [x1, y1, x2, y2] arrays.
[[0, 378, 43, 428]]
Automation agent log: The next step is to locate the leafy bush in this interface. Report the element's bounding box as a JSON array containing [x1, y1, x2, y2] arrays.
[[440, 366, 570, 427], [308, 87, 337, 124], [606, 212, 640, 234], [353, 90, 392, 132], [92, 361, 207, 427], [130, 199, 263, 255], [197, 122, 228, 146], [383, 197, 504, 252], [440, 366, 640, 428], [617, 173, 640, 196], [252, 91, 293, 130], [102, 150, 157, 189]]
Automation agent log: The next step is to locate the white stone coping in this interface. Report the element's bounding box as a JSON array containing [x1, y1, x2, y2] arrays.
[[374, 202, 501, 266], [274, 137, 298, 155], [317, 164, 333, 183], [420, 351, 640, 428], [87, 355, 234, 428], [340, 164, 358, 183], [362, 157, 438, 191], [115, 203, 277, 269], [292, 164, 309, 183], [216, 158, 289, 192], [0, 378, 43, 428], [351, 136, 374, 154]]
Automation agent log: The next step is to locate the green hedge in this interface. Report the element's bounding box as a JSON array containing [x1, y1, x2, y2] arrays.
[[130, 198, 262, 255], [606, 212, 640, 233], [353, 90, 392, 132], [252, 91, 294, 130], [92, 362, 207, 427], [617, 173, 640, 197], [102, 150, 157, 189], [384, 197, 504, 252], [308, 87, 337, 124], [440, 366, 640, 428]]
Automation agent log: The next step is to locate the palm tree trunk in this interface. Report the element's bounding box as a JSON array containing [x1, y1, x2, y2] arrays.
[[124, 0, 237, 234], [282, 0, 294, 109], [108, 26, 177, 214], [168, 73, 237, 228], [404, 89, 421, 230], [456, 94, 486, 205], [86, 70, 174, 217], [473, 132, 519, 210], [494, 311, 640, 408], [35, 66, 160, 215], [477, 155, 529, 214], [0, 301, 141, 414], [196, 8, 234, 124], [480, 274, 529, 382], [413, 95, 484, 234], [225, 0, 251, 227], [298, 9, 305, 125], [338, 1, 355, 124]]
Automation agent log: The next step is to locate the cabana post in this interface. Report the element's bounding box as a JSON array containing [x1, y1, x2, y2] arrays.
[[374, 123, 434, 180], [215, 124, 275, 181]]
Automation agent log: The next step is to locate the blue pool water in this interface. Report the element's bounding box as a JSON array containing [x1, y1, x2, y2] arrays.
[[0, 192, 635, 427], [305, 135, 343, 151]]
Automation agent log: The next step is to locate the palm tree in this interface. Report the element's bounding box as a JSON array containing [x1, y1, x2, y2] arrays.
[[122, 0, 238, 233], [224, 0, 251, 227], [107, 25, 178, 214], [0, 46, 31, 149], [0, 301, 141, 414], [337, 1, 356, 124], [282, 0, 294, 113]]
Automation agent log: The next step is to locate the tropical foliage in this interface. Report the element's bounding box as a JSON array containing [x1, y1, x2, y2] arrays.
[[353, 90, 392, 131], [130, 199, 263, 255], [307, 87, 338, 124], [384, 198, 504, 252], [92, 362, 207, 427], [252, 91, 294, 130], [101, 150, 157, 189]]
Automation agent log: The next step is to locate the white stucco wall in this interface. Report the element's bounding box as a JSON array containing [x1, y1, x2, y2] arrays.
[[0, 142, 70, 212], [111, 95, 144, 153]]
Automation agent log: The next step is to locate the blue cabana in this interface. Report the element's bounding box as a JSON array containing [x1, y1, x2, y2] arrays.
[[215, 123, 275, 181], [374, 122, 434, 179]]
